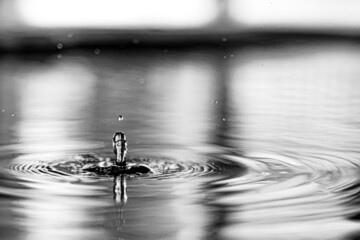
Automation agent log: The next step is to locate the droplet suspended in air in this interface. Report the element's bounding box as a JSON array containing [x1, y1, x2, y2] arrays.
[[222, 117, 226, 122], [11, 113, 15, 117], [221, 38, 227, 42], [118, 115, 124, 121], [67, 33, 73, 38], [17, 139, 21, 143], [1, 109, 5, 112], [135, 139, 140, 144], [139, 78, 145, 84], [94, 48, 101, 55], [57, 43, 63, 50], [57, 54, 62, 59]]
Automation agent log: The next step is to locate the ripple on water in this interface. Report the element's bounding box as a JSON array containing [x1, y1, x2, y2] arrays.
[[1, 153, 246, 183], [2, 149, 360, 239]]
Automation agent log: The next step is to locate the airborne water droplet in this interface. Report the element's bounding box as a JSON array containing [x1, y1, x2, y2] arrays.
[[221, 38, 227, 42], [1, 109, 5, 112], [57, 43, 63, 50], [118, 115, 124, 121], [222, 117, 226, 122], [139, 78, 145, 84], [94, 48, 101, 55], [57, 54, 62, 59], [11, 113, 15, 117]]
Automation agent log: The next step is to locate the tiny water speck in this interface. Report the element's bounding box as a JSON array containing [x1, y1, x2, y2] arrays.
[[57, 43, 63, 50], [230, 54, 234, 58], [222, 117, 226, 122], [57, 54, 62, 59], [94, 49, 101, 55], [132, 39, 139, 44], [67, 33, 73, 38], [118, 115, 124, 121], [222, 38, 227, 42], [224, 56, 227, 59], [1, 109, 4, 112], [139, 79, 145, 84], [135, 139, 140, 144], [11, 113, 15, 117]]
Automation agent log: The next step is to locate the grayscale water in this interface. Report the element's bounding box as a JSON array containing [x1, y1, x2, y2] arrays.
[[1, 41, 360, 240]]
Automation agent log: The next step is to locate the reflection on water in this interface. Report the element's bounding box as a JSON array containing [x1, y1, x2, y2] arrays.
[[1, 42, 360, 239]]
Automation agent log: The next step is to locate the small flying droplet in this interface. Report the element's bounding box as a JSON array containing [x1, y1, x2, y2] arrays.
[[57, 43, 63, 50], [223, 56, 227, 59], [222, 117, 226, 122], [221, 38, 227, 42], [118, 115, 124, 121], [230, 54, 234, 58], [94, 48, 101, 55], [1, 109, 5, 112], [215, 100, 218, 104], [67, 33, 73, 38], [17, 139, 21, 143], [57, 54, 62, 59], [139, 78, 145, 84], [11, 113, 15, 117], [135, 139, 140, 144]]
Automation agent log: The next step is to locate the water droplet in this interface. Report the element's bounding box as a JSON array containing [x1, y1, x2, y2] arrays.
[[223, 56, 227, 59], [135, 139, 140, 144], [94, 48, 101, 55], [132, 39, 139, 44], [17, 139, 21, 143], [215, 100, 218, 104], [1, 109, 5, 112], [57, 43, 63, 50], [221, 38, 227, 42], [67, 33, 73, 38], [139, 78, 145, 84], [230, 54, 234, 58], [118, 115, 124, 121], [222, 117, 226, 122], [57, 54, 62, 59], [164, 49, 168, 53], [11, 113, 15, 117]]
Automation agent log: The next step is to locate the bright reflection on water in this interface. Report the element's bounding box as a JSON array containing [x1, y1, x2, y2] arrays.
[[1, 42, 360, 240]]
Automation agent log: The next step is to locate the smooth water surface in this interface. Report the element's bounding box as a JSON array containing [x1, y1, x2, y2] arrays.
[[1, 42, 360, 239]]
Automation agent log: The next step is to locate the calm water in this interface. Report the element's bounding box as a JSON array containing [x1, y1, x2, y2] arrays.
[[1, 42, 360, 240]]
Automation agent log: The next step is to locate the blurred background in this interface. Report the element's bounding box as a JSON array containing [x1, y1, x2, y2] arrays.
[[1, 0, 360, 50]]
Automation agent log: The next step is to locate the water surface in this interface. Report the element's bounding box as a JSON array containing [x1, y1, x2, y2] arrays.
[[1, 42, 360, 239]]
